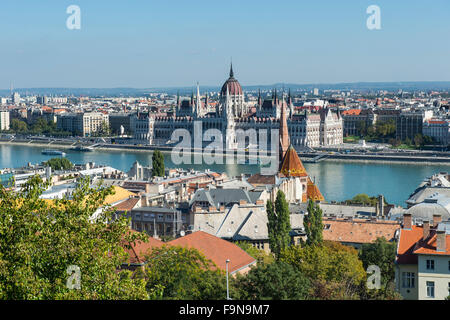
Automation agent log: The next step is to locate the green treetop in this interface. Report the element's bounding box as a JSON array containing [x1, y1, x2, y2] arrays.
[[0, 175, 148, 300], [304, 199, 324, 246], [267, 190, 291, 260], [44, 157, 74, 171], [151, 150, 165, 177]]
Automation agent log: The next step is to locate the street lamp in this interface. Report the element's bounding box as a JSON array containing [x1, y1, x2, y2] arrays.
[[226, 259, 231, 300]]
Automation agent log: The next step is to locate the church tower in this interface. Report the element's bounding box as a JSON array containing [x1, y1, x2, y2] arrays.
[[279, 94, 290, 164]]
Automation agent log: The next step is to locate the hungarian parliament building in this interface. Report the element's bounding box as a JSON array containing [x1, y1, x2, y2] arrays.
[[133, 64, 343, 149]]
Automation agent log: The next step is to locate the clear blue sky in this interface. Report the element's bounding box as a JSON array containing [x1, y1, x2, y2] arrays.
[[1, 0, 449, 88]]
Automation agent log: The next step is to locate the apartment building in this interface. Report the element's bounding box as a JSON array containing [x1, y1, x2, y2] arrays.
[[396, 109, 433, 141], [422, 119, 450, 146], [395, 213, 450, 300], [0, 111, 10, 131], [57, 112, 109, 137]]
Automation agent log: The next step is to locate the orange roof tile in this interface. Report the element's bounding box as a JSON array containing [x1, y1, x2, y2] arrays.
[[413, 232, 450, 256], [248, 174, 276, 186], [306, 177, 324, 202], [323, 219, 399, 244], [168, 231, 256, 274], [397, 226, 426, 264], [279, 145, 308, 178], [342, 109, 362, 116], [113, 197, 140, 212]]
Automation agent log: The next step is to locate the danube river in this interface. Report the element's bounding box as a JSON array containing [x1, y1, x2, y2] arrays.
[[1, 143, 450, 207]]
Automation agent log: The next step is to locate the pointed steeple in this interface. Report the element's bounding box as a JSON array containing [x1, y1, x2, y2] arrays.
[[195, 82, 201, 118], [288, 88, 294, 118], [229, 61, 234, 79], [279, 95, 290, 164], [191, 90, 195, 115], [258, 88, 262, 107]]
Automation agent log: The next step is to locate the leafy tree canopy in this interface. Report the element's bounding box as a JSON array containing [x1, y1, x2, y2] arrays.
[[266, 190, 291, 260], [143, 245, 229, 300], [281, 241, 366, 286], [235, 261, 311, 300], [151, 150, 165, 177], [0, 175, 148, 300], [44, 157, 74, 171]]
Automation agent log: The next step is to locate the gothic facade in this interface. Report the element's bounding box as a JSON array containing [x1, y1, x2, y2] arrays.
[[132, 64, 343, 149]]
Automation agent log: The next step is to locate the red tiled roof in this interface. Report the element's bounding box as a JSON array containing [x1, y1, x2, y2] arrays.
[[323, 219, 399, 244], [413, 232, 450, 256], [427, 120, 446, 125], [397, 226, 424, 264], [113, 197, 140, 212], [247, 174, 276, 186], [279, 146, 308, 178], [122, 230, 164, 264], [168, 231, 256, 274], [342, 109, 362, 116], [306, 177, 324, 202]]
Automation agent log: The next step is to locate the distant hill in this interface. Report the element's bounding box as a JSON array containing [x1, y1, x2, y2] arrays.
[[1, 81, 450, 97]]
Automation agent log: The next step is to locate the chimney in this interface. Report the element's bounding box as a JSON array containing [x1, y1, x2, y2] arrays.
[[403, 213, 412, 230], [436, 230, 446, 252], [140, 196, 147, 207], [256, 199, 264, 206], [432, 214, 442, 228], [422, 220, 430, 240]]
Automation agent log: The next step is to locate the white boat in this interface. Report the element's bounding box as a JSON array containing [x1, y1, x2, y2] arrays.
[[70, 145, 94, 152], [42, 149, 66, 156]]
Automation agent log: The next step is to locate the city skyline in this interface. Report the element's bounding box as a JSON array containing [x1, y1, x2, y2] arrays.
[[1, 0, 450, 89]]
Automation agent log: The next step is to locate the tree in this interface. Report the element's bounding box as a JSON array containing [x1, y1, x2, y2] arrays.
[[304, 199, 323, 246], [266, 190, 291, 260], [413, 133, 423, 147], [404, 137, 412, 146], [0, 175, 148, 299], [99, 121, 111, 137], [422, 135, 434, 146], [344, 193, 385, 207], [151, 150, 165, 177], [10, 119, 28, 133], [142, 245, 229, 300], [356, 121, 367, 136], [236, 261, 311, 300], [358, 237, 396, 294], [281, 241, 366, 296], [236, 242, 274, 265], [44, 157, 74, 171]]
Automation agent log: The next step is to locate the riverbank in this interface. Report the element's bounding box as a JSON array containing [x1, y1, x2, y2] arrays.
[[1, 139, 450, 165]]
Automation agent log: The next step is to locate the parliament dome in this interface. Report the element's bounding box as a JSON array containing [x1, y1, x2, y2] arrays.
[[220, 63, 243, 96]]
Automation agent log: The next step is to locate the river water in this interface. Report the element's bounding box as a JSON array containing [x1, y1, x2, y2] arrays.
[[1, 143, 449, 207]]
